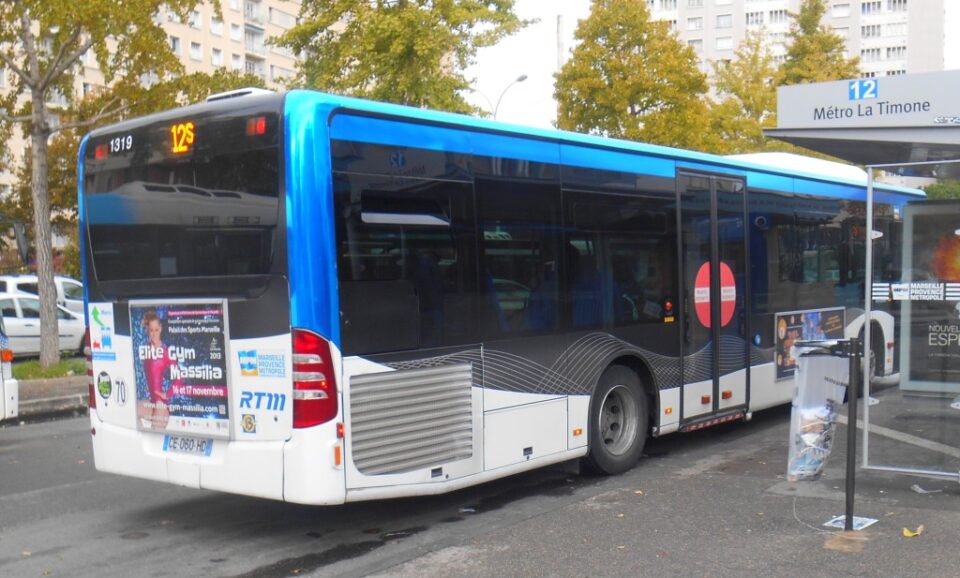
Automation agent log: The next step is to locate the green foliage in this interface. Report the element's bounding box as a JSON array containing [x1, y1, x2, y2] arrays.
[[554, 0, 715, 151], [13, 356, 86, 379], [922, 180, 960, 200], [710, 30, 782, 153], [275, 0, 527, 113], [780, 0, 859, 85]]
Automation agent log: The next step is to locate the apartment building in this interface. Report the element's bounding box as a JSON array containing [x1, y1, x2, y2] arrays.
[[648, 0, 960, 79], [0, 0, 302, 200]]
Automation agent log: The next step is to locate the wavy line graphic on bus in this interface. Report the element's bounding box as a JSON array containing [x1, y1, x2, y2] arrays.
[[383, 333, 776, 397]]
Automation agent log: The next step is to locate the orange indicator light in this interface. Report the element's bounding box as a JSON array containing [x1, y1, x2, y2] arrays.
[[334, 445, 342, 466], [664, 407, 673, 415], [701, 395, 711, 405], [721, 390, 733, 400], [573, 428, 583, 437]]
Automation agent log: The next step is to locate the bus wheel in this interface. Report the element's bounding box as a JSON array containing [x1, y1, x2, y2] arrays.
[[586, 365, 648, 475]]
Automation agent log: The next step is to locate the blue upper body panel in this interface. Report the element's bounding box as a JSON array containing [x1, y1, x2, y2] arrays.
[[281, 90, 923, 347]]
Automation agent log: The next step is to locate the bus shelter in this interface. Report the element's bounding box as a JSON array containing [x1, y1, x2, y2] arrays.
[[766, 71, 960, 482]]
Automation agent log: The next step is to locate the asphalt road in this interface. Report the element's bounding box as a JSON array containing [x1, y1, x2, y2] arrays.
[[1, 405, 958, 578]]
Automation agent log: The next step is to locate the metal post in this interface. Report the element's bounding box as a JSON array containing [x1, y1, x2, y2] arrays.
[[845, 337, 861, 531]]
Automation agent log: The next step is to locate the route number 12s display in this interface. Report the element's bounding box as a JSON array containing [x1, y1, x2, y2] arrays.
[[171, 121, 195, 154]]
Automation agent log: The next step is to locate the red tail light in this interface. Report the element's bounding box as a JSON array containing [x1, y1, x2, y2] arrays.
[[292, 328, 337, 428], [85, 328, 95, 409]]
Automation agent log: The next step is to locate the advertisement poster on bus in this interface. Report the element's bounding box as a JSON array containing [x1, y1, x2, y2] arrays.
[[775, 307, 845, 380], [898, 202, 960, 393], [130, 301, 230, 437]]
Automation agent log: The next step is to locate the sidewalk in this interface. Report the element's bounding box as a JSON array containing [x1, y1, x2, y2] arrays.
[[14, 375, 88, 419]]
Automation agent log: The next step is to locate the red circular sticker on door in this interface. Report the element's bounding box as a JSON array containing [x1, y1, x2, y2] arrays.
[[693, 262, 737, 328]]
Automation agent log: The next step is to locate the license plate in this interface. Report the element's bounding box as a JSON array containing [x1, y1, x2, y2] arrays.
[[163, 435, 213, 456]]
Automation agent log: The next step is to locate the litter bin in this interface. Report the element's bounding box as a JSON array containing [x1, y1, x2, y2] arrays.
[[787, 339, 852, 482]]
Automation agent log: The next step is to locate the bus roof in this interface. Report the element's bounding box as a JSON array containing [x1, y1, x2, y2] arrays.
[[86, 89, 925, 198]]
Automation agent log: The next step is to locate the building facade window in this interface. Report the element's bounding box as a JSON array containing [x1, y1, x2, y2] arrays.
[[210, 17, 223, 36], [832, 3, 850, 18], [230, 23, 242, 41], [886, 46, 906, 60], [833, 26, 849, 39], [887, 69, 906, 75], [687, 17, 703, 30], [886, 22, 907, 36], [769, 9, 787, 24], [746, 12, 764, 26], [716, 36, 733, 50], [861, 48, 881, 62], [862, 24, 881, 38], [688, 0, 703, 6], [688, 39, 703, 52], [661, 0, 677, 10], [716, 14, 732, 28], [887, 0, 907, 11], [189, 42, 202, 61], [212, 48, 223, 66], [231, 53, 242, 70], [188, 10, 201, 29], [862, 1, 881, 15], [168, 36, 180, 55]]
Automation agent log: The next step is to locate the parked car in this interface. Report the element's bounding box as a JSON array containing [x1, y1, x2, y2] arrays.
[[0, 274, 84, 314], [0, 292, 86, 357]]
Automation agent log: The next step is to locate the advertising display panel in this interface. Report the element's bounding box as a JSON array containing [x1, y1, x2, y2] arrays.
[[130, 301, 231, 438], [897, 202, 960, 394], [775, 307, 846, 380]]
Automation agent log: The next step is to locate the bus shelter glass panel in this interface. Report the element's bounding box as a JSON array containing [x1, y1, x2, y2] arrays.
[[866, 180, 960, 480]]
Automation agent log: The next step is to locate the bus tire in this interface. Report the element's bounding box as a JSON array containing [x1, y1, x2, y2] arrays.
[[585, 365, 648, 475]]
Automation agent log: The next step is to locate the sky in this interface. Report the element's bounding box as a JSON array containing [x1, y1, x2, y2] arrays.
[[464, 0, 592, 129]]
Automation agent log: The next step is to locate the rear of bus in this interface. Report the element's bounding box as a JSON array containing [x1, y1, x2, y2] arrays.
[[80, 92, 344, 504]]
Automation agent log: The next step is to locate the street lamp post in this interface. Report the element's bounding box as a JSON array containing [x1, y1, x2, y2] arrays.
[[493, 74, 528, 120]]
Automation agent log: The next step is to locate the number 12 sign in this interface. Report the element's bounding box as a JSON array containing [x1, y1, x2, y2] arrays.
[[848, 79, 878, 101]]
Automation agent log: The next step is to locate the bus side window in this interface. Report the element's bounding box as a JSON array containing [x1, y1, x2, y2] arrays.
[[334, 173, 478, 354], [477, 178, 561, 337]]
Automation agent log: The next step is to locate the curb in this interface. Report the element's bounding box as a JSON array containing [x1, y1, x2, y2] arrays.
[[17, 376, 88, 419]]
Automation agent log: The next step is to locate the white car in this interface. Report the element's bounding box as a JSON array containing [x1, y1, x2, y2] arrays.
[[0, 292, 86, 357], [0, 274, 85, 315]]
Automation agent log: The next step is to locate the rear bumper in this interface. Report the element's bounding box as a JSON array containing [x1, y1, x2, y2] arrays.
[[90, 414, 346, 504]]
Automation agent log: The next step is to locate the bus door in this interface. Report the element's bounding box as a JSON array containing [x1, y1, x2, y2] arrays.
[[679, 173, 749, 422]]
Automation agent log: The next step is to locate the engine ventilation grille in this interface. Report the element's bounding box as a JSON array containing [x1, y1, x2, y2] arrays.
[[350, 363, 473, 476]]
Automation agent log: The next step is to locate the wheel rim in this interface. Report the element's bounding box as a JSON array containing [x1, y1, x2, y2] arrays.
[[598, 384, 639, 456]]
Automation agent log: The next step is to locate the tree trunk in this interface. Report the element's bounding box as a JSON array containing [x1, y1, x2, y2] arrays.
[[30, 94, 60, 368]]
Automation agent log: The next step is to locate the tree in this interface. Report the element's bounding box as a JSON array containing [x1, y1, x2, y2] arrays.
[[711, 30, 781, 153], [780, 0, 859, 85], [553, 0, 714, 150], [274, 0, 526, 114], [0, 0, 203, 367], [923, 180, 960, 200]]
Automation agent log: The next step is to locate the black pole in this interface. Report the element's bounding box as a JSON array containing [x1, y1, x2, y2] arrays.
[[844, 337, 861, 531]]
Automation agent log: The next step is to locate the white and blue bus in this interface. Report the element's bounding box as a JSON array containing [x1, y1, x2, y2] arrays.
[[80, 90, 920, 504]]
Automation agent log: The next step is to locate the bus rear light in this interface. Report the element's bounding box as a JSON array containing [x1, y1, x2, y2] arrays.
[[246, 116, 267, 136], [85, 328, 95, 410], [337, 422, 344, 438], [292, 328, 338, 428], [334, 444, 342, 467]]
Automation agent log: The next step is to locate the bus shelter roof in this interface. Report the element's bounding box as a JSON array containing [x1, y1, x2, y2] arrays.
[[763, 126, 960, 177]]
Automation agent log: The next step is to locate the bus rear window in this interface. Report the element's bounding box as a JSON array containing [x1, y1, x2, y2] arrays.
[[83, 108, 281, 282]]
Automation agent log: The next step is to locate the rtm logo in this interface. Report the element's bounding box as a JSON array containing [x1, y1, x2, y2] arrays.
[[239, 391, 286, 412]]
